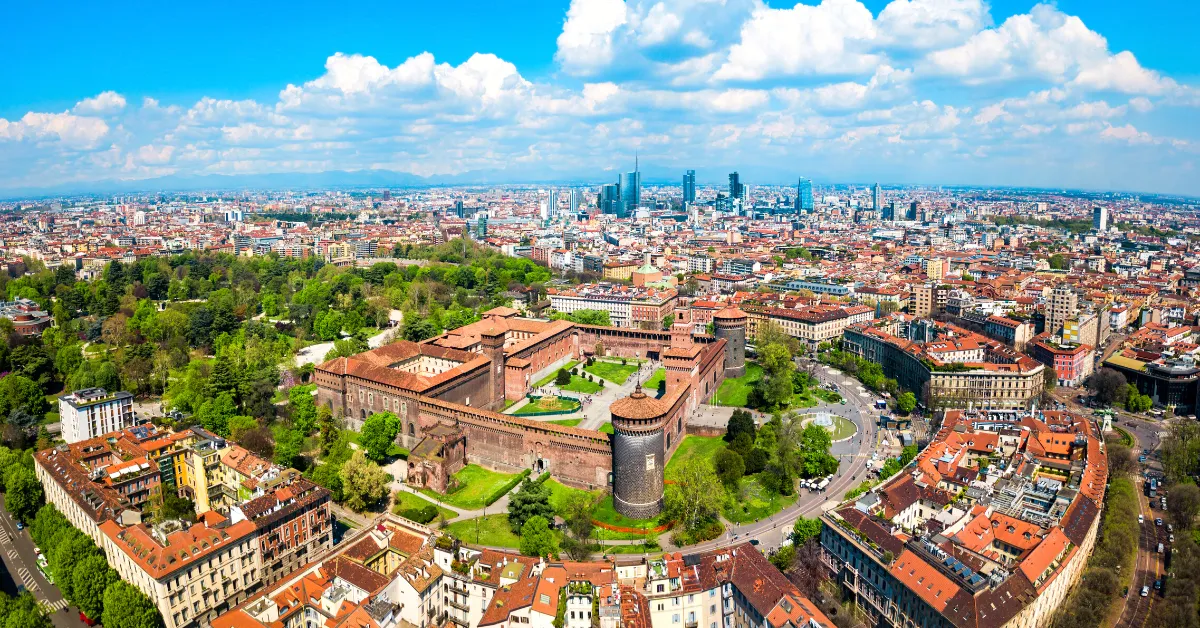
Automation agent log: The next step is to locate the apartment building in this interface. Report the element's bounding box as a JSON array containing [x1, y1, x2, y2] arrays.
[[1027, 335, 1095, 387], [548, 284, 677, 330], [34, 425, 332, 628], [59, 387, 136, 444], [211, 515, 832, 628]]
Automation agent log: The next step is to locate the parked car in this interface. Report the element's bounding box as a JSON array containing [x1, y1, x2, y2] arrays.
[[1156, 518, 1163, 526], [1139, 514, 1145, 524], [1141, 586, 1150, 597]]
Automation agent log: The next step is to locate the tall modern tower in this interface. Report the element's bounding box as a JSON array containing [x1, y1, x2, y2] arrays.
[[599, 183, 620, 215], [872, 183, 881, 211], [683, 170, 696, 205], [795, 178, 814, 213], [619, 156, 640, 218], [569, 189, 579, 214], [728, 172, 744, 201], [547, 189, 558, 220], [1093, 206, 1109, 232]]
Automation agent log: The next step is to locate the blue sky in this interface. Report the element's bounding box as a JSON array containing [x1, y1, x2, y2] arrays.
[[2, 0, 1198, 194]]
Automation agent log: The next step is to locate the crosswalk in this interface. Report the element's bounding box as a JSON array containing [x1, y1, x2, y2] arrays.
[[40, 599, 68, 612], [0, 528, 10, 545], [6, 548, 17, 561], [17, 567, 39, 592]]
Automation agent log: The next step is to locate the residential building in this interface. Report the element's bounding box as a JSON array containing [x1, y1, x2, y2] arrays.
[[1092, 205, 1108, 232], [59, 387, 136, 444], [1028, 335, 1095, 387], [548, 284, 677, 329], [1046, 284, 1077, 336]]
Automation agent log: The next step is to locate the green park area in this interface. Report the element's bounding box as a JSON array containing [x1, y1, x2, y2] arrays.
[[802, 414, 856, 440], [593, 494, 668, 530], [665, 435, 727, 477], [534, 360, 580, 388], [713, 363, 764, 406], [513, 395, 580, 415], [445, 514, 552, 548], [585, 359, 640, 384], [548, 418, 582, 427], [393, 490, 458, 523], [561, 375, 604, 394], [419, 464, 523, 510], [644, 368, 667, 395]]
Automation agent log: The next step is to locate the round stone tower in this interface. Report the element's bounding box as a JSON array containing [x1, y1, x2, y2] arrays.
[[610, 384, 669, 519], [712, 304, 747, 378]]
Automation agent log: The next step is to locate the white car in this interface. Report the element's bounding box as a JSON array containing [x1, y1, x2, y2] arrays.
[[1141, 586, 1150, 597], [1139, 514, 1145, 524]]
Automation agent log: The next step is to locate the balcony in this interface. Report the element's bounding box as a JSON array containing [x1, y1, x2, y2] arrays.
[[685, 620, 698, 628], [448, 582, 469, 597], [448, 614, 470, 627], [449, 599, 469, 612]]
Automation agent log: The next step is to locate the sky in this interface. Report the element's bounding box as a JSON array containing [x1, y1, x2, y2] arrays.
[[2, 0, 1199, 195]]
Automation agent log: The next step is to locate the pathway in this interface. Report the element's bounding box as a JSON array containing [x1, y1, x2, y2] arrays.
[[294, 310, 403, 367]]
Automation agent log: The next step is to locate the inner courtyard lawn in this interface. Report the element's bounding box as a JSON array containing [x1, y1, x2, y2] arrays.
[[713, 362, 764, 406], [534, 360, 580, 388], [585, 360, 640, 384], [547, 418, 582, 427], [513, 395, 581, 415], [561, 375, 604, 394], [418, 464, 519, 510], [643, 368, 667, 395]]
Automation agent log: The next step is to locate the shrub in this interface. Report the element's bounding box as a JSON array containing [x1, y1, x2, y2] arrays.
[[484, 469, 531, 506], [400, 505, 439, 524]]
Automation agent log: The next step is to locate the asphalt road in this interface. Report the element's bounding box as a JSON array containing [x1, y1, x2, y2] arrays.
[[0, 494, 89, 628]]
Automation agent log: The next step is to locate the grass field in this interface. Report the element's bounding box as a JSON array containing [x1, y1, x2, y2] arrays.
[[643, 368, 667, 396], [534, 360, 580, 388], [598, 422, 614, 434], [445, 514, 522, 548], [548, 418, 582, 427], [713, 362, 764, 406], [544, 478, 603, 512], [393, 491, 458, 520], [513, 395, 581, 415], [419, 464, 519, 510], [665, 435, 726, 479], [593, 494, 666, 529], [585, 360, 640, 384], [827, 415, 857, 440], [602, 543, 664, 555], [723, 475, 799, 523], [561, 376, 604, 394]]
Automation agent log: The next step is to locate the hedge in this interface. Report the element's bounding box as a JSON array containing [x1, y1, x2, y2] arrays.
[[484, 469, 531, 506], [399, 505, 439, 524]]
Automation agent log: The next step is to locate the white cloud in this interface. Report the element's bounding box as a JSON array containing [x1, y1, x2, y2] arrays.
[[555, 0, 629, 76], [1071, 51, 1176, 95], [1129, 97, 1154, 113], [0, 111, 109, 147], [74, 91, 127, 115], [1100, 123, 1156, 145], [715, 0, 879, 81], [876, 0, 990, 49]]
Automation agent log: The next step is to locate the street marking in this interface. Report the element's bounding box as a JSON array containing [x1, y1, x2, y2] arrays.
[[18, 567, 39, 591], [40, 599, 68, 612], [6, 549, 16, 560]]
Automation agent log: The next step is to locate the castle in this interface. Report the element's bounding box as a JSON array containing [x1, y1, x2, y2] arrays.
[[315, 305, 747, 517]]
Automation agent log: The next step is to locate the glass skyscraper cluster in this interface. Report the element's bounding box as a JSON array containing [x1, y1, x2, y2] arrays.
[[683, 170, 696, 205], [795, 177, 814, 213]]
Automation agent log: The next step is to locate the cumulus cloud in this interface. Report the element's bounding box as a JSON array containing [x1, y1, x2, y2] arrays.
[[876, 0, 990, 49], [555, 0, 629, 75], [0, 111, 109, 147], [74, 91, 127, 115]]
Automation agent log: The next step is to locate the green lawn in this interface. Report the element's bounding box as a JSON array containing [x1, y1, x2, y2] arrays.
[[419, 464, 520, 510], [598, 422, 614, 434], [445, 514, 521, 548], [513, 396, 581, 415], [665, 435, 726, 480], [548, 418, 582, 427], [545, 478, 603, 512], [393, 491, 458, 521], [585, 360, 640, 385], [593, 494, 667, 529], [602, 543, 664, 555], [561, 376, 604, 394], [534, 360, 580, 388], [713, 362, 764, 406], [827, 415, 857, 440], [722, 475, 799, 523], [643, 368, 667, 396]]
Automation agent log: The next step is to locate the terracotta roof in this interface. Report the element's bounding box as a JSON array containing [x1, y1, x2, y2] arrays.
[[610, 386, 669, 421]]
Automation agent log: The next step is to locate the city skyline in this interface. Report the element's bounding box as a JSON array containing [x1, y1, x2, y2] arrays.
[[2, 1, 1199, 196]]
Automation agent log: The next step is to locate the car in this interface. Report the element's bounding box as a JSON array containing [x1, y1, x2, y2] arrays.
[[1158, 543, 1165, 553], [1123, 586, 1130, 598], [1154, 578, 1163, 590], [1168, 523, 1174, 532], [1157, 518, 1163, 526], [1140, 456, 1147, 463], [1170, 534, 1175, 543], [1141, 586, 1151, 597], [1144, 449, 1151, 455], [840, 400, 846, 405], [749, 539, 760, 546], [1139, 514, 1145, 524], [15, 521, 22, 531]]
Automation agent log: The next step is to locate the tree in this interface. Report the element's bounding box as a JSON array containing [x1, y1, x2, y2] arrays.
[[714, 448, 745, 487], [326, 337, 368, 361], [1167, 483, 1200, 530], [240, 427, 275, 460], [664, 458, 723, 531], [1124, 385, 1153, 412], [1048, 253, 1067, 270], [798, 423, 839, 478], [102, 580, 162, 628], [401, 317, 438, 342], [507, 478, 555, 533], [227, 415, 258, 441], [317, 407, 339, 455], [555, 368, 571, 386], [0, 374, 50, 419], [726, 409, 756, 442], [560, 492, 597, 560], [792, 516, 822, 546], [288, 385, 318, 434], [4, 463, 43, 522], [519, 515, 556, 557], [896, 391, 916, 415], [744, 448, 770, 474], [1084, 368, 1128, 406], [340, 450, 388, 512], [73, 554, 119, 621], [159, 494, 196, 522], [1107, 442, 1136, 478], [195, 392, 237, 437], [274, 428, 305, 470], [1042, 366, 1057, 393], [360, 412, 401, 462], [770, 545, 795, 571], [0, 591, 53, 628]]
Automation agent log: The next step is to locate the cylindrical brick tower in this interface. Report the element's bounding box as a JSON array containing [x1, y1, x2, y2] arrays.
[[610, 384, 668, 519], [712, 304, 747, 378]]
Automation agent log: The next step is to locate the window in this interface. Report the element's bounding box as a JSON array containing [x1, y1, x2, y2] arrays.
[[673, 615, 680, 624]]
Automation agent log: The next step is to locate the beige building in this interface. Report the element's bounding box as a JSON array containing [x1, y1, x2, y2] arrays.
[[1046, 283, 1077, 336]]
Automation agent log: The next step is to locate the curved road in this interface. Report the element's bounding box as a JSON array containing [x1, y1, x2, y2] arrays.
[[1114, 415, 1168, 628]]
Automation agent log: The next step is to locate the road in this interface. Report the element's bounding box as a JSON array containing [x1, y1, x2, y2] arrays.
[[0, 494, 88, 628], [1113, 415, 1169, 628]]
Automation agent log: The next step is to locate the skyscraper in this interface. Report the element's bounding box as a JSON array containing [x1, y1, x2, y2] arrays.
[[728, 172, 744, 201], [683, 170, 696, 205], [795, 177, 814, 213], [872, 183, 881, 211], [547, 189, 557, 220], [569, 189, 578, 214], [1092, 205, 1109, 232], [599, 183, 620, 215], [619, 157, 640, 218]]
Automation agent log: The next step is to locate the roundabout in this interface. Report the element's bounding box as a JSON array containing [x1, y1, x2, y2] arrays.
[[800, 412, 858, 442]]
